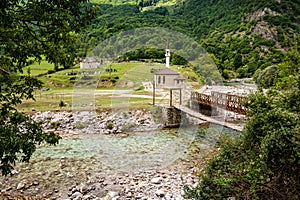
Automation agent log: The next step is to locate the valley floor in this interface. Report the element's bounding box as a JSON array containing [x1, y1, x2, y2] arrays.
[[0, 109, 238, 200]]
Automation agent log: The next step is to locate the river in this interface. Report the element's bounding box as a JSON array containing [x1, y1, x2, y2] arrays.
[[0, 125, 240, 199]]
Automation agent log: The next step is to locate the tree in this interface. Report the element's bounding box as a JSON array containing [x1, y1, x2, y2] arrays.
[[233, 53, 243, 70], [0, 0, 95, 175], [253, 65, 279, 89], [171, 54, 188, 65]]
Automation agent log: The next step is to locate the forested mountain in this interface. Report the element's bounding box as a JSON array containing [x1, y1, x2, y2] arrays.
[[80, 0, 300, 79]]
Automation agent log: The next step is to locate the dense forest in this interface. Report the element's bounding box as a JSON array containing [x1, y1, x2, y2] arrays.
[[78, 0, 300, 80]]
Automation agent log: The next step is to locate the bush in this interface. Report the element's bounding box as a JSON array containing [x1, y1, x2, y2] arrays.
[[121, 123, 136, 132], [47, 69, 55, 74], [106, 122, 114, 130], [185, 86, 300, 199], [59, 100, 65, 108], [254, 65, 279, 88], [51, 121, 60, 130]]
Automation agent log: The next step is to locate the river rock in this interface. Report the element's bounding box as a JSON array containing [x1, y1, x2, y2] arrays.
[[78, 183, 89, 194], [150, 177, 162, 184], [6, 109, 208, 199], [72, 191, 83, 199], [155, 189, 165, 197], [30, 109, 163, 135], [107, 191, 118, 198], [66, 172, 74, 178], [82, 194, 94, 200], [17, 182, 25, 190]]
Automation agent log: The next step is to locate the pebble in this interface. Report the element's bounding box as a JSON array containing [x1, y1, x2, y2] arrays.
[[83, 194, 93, 200], [155, 189, 165, 197], [17, 183, 25, 190], [150, 177, 162, 184], [72, 191, 83, 199], [107, 191, 118, 198], [3, 166, 199, 199], [33, 181, 39, 186], [67, 172, 74, 178]]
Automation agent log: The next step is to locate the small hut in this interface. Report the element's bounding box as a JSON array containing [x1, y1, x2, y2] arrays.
[[80, 57, 100, 69]]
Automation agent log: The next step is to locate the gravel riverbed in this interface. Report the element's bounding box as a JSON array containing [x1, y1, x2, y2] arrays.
[[0, 109, 238, 199]]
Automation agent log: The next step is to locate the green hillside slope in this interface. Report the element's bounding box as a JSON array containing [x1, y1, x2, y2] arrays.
[[81, 0, 300, 79]]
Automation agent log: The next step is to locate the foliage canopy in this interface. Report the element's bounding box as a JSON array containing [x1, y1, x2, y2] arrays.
[[0, 0, 94, 175], [82, 0, 300, 78], [185, 71, 300, 199]]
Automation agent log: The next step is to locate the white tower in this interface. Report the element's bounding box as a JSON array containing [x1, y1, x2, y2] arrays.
[[165, 40, 170, 68]]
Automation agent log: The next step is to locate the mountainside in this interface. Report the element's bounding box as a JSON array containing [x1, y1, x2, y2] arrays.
[[180, 0, 300, 78], [81, 0, 300, 79]]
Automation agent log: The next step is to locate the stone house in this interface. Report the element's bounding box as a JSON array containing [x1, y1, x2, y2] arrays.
[[80, 57, 100, 69], [154, 68, 185, 89]]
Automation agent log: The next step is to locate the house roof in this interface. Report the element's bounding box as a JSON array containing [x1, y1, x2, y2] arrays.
[[81, 57, 98, 63], [154, 68, 179, 75]]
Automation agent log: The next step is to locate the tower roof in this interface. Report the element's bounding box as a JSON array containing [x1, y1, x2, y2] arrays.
[[155, 68, 179, 75]]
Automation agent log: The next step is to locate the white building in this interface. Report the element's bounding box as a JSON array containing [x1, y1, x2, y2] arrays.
[[80, 57, 100, 69], [154, 41, 185, 89]]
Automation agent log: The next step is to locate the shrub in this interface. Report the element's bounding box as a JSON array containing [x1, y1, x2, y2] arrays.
[[185, 86, 300, 199], [76, 123, 86, 129], [51, 121, 60, 130], [106, 122, 114, 130], [59, 100, 65, 108]]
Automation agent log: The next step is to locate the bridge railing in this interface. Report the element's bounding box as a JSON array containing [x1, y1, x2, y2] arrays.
[[191, 91, 247, 115]]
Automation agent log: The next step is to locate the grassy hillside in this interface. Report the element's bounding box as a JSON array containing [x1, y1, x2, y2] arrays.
[[26, 60, 200, 88], [80, 0, 300, 79], [19, 60, 201, 111]]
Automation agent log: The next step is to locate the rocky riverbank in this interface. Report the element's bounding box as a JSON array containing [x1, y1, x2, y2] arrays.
[[0, 109, 209, 200], [1, 108, 241, 199], [0, 154, 201, 200], [31, 109, 163, 135]]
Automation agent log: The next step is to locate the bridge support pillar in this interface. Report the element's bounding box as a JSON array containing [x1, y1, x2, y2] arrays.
[[161, 106, 182, 127]]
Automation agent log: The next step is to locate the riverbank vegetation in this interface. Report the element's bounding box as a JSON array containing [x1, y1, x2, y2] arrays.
[[0, 0, 94, 175], [185, 59, 300, 199]]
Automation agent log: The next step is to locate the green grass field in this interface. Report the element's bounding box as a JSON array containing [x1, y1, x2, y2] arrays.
[[22, 60, 56, 76], [18, 91, 154, 112], [18, 60, 201, 111]]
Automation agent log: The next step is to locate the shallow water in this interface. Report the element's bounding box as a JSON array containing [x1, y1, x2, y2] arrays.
[[0, 125, 241, 199], [33, 125, 240, 172]]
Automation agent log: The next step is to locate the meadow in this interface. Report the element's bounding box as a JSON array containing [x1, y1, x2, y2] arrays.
[[18, 60, 201, 111]]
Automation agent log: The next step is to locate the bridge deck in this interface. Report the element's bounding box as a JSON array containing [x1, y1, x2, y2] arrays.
[[174, 105, 244, 132]]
